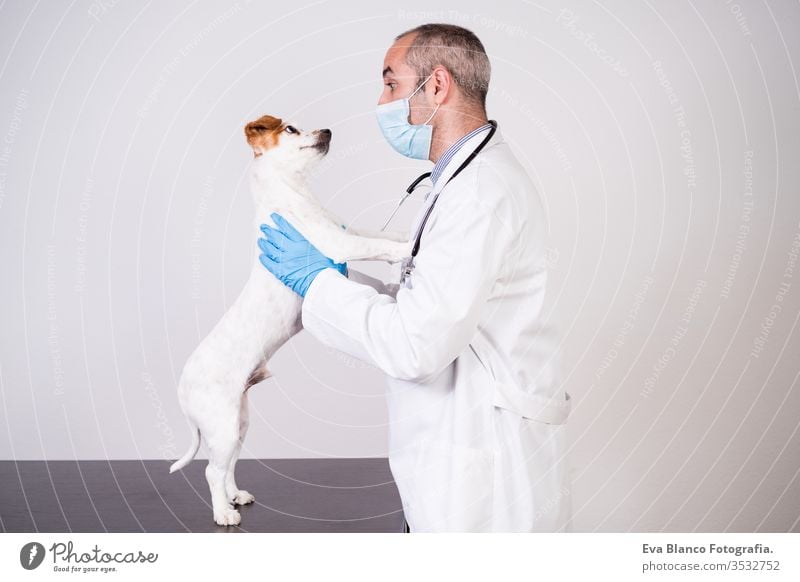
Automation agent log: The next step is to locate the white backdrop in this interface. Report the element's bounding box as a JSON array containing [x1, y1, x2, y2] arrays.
[[0, 0, 798, 532]]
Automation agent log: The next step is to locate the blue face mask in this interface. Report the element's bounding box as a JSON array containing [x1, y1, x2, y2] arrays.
[[375, 73, 440, 160]]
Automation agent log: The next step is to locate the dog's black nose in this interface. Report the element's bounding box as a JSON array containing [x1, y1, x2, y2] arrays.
[[319, 128, 331, 137]]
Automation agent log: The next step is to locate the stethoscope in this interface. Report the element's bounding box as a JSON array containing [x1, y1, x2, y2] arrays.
[[380, 120, 498, 288]]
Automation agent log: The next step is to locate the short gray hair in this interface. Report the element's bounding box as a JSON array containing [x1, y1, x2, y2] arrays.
[[395, 23, 491, 109]]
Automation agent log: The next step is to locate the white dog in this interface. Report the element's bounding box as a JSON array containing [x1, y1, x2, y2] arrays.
[[169, 115, 409, 526]]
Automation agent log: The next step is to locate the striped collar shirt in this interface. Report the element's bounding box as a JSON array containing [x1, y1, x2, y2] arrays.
[[429, 122, 493, 188]]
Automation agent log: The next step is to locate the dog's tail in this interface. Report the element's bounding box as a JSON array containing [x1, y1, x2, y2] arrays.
[[169, 419, 201, 474]]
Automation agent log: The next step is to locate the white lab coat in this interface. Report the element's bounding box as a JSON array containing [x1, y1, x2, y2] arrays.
[[301, 127, 572, 532]]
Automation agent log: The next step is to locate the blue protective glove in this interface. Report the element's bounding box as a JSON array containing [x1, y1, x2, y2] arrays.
[[257, 212, 348, 297]]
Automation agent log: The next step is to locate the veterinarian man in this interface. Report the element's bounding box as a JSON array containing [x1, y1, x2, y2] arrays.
[[258, 23, 572, 532]]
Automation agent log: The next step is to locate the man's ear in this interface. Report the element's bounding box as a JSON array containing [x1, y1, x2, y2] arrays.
[[431, 66, 451, 104]]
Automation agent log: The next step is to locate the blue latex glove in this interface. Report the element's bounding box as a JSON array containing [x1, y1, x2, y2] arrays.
[[257, 212, 347, 297]]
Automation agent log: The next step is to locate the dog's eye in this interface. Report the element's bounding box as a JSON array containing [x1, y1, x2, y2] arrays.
[[284, 125, 298, 134]]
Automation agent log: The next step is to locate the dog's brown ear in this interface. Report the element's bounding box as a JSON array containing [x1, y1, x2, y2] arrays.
[[245, 115, 283, 156], [245, 115, 282, 139]]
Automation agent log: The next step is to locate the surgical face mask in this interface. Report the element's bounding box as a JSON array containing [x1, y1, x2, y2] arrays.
[[375, 73, 441, 160]]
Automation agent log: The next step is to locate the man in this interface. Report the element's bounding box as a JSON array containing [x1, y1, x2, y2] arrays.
[[258, 23, 572, 532]]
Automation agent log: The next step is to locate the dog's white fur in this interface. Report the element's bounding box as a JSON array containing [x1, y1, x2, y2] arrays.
[[169, 115, 409, 526]]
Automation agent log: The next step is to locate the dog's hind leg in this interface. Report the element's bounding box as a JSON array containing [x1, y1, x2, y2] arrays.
[[203, 413, 243, 527], [226, 391, 255, 506]]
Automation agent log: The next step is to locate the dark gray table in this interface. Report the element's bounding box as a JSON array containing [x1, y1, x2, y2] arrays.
[[0, 459, 405, 532]]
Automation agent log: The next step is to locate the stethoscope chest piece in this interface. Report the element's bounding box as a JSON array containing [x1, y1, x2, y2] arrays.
[[399, 255, 415, 289]]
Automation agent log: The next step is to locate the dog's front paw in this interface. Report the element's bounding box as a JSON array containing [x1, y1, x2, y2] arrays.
[[386, 240, 413, 263], [214, 507, 242, 527], [231, 490, 255, 505]]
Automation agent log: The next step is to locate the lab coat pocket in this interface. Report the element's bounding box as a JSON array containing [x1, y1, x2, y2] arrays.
[[410, 438, 495, 532], [469, 333, 571, 425]]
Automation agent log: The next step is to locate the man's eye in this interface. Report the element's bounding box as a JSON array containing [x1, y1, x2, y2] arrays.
[[386, 83, 396, 90], [284, 125, 298, 134]]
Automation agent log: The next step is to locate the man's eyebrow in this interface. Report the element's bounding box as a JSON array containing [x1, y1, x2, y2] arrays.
[[382, 66, 394, 78]]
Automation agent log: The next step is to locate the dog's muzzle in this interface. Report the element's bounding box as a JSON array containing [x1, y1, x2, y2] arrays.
[[304, 129, 331, 155]]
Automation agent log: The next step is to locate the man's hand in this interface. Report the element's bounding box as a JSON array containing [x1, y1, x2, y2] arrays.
[[257, 212, 348, 297]]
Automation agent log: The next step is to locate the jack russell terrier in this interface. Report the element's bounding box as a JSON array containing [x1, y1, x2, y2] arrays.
[[169, 115, 410, 526]]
